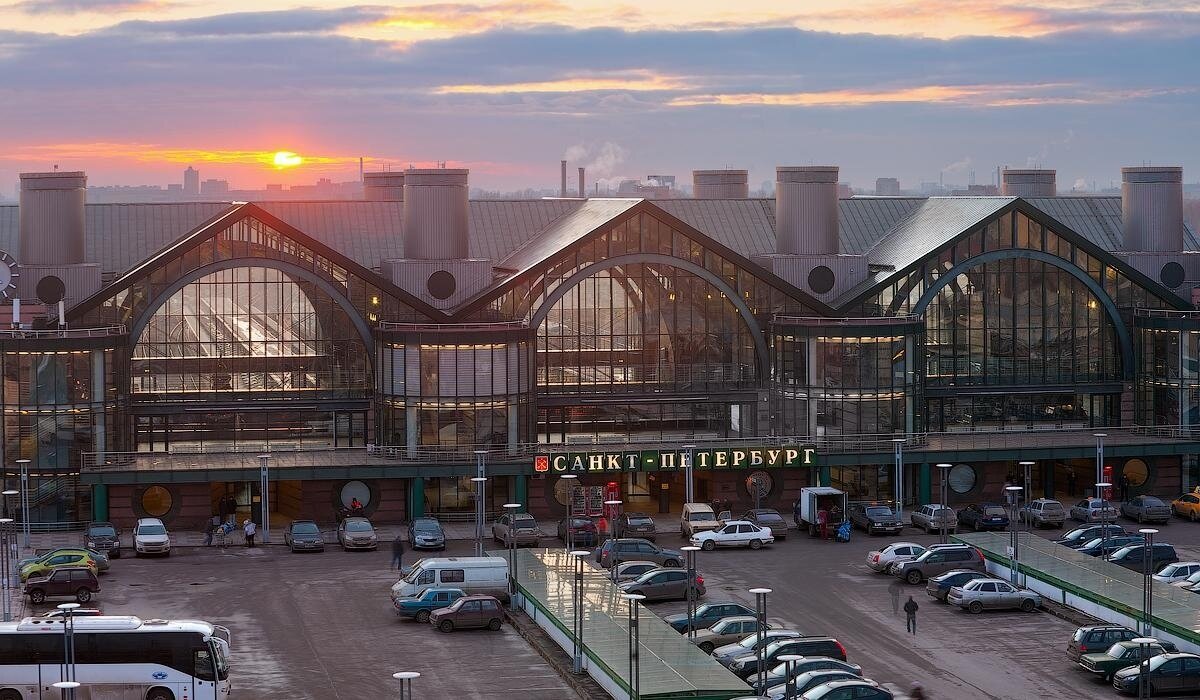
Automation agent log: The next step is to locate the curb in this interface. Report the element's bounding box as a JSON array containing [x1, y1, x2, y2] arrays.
[[506, 607, 610, 700]]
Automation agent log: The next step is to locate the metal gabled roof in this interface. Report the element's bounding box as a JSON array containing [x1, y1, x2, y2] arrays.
[[1025, 196, 1200, 251], [866, 197, 1015, 271]]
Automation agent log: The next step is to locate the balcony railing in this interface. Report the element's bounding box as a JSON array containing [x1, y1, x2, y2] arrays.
[[0, 325, 126, 339]]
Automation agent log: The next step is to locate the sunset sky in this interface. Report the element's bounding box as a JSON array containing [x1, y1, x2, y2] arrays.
[[0, 0, 1197, 193]]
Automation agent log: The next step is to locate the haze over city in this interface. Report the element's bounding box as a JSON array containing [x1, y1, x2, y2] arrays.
[[1, 0, 1197, 192]]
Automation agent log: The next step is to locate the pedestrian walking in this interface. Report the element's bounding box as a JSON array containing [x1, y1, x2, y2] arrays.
[[909, 682, 926, 700], [392, 533, 405, 571], [1119, 474, 1130, 502], [243, 519, 257, 548], [889, 579, 902, 616], [1067, 470, 1077, 497], [203, 514, 219, 546], [904, 596, 919, 634]]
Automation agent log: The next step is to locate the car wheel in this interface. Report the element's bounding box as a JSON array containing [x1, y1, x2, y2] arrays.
[[488, 618, 502, 631], [905, 570, 922, 585], [701, 540, 716, 551], [1, 689, 23, 700], [76, 588, 92, 603], [29, 589, 45, 604], [967, 601, 984, 614], [145, 688, 175, 700], [1020, 598, 1036, 613], [111, 549, 121, 559], [439, 620, 454, 633], [1192, 510, 1198, 522], [749, 539, 763, 550], [664, 559, 681, 567], [415, 610, 431, 624]]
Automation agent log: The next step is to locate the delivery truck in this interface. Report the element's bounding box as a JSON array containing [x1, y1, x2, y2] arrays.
[[793, 486, 848, 537]]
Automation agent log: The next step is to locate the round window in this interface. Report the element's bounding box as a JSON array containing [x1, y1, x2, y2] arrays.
[[553, 477, 577, 507], [1122, 458, 1149, 487], [745, 471, 774, 498], [340, 480, 371, 508], [948, 464, 977, 494], [141, 486, 173, 517]]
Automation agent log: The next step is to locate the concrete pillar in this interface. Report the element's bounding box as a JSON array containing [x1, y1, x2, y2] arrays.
[[919, 463, 931, 505], [409, 477, 425, 518], [515, 475, 528, 510], [1043, 462, 1055, 499], [92, 484, 108, 521], [819, 466, 831, 487]]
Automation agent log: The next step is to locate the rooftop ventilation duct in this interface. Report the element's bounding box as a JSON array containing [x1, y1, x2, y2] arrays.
[[363, 172, 405, 201], [403, 169, 469, 260], [776, 166, 839, 255], [1122, 166, 1184, 253], [693, 170, 748, 198], [20, 171, 85, 265], [1001, 169, 1056, 197]]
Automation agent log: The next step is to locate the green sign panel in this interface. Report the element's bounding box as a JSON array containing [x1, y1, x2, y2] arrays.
[[533, 446, 817, 474]]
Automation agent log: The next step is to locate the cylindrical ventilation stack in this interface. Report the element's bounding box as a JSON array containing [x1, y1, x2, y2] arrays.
[[1122, 166, 1184, 252], [1001, 169, 1056, 197], [578, 167, 586, 198], [776, 166, 839, 255], [402, 169, 469, 260], [560, 160, 568, 198], [363, 171, 405, 201], [19, 171, 86, 265], [693, 170, 749, 198]]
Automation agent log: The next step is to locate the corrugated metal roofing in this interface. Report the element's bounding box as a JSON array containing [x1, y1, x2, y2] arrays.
[[1027, 196, 1200, 251], [867, 197, 1015, 270], [495, 198, 642, 274]]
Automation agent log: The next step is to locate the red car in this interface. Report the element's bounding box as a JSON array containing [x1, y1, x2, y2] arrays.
[[429, 595, 504, 633], [25, 566, 100, 604]]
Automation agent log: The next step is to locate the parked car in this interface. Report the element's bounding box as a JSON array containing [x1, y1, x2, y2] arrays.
[[948, 578, 1040, 613], [772, 670, 864, 699], [82, 521, 122, 559], [617, 568, 705, 602], [491, 512, 541, 547], [893, 544, 986, 585], [556, 517, 598, 547], [690, 520, 775, 551], [1171, 569, 1200, 589], [958, 503, 1009, 531], [712, 630, 805, 667], [408, 517, 446, 550], [391, 557, 509, 601], [689, 615, 767, 654], [742, 509, 789, 538], [681, 503, 721, 537], [132, 518, 171, 557], [925, 569, 997, 602], [429, 594, 504, 632], [1120, 495, 1172, 524], [1153, 561, 1200, 584], [1105, 543, 1179, 573], [1170, 493, 1200, 520], [729, 637, 848, 679], [1112, 652, 1200, 695], [283, 520, 325, 552], [20, 547, 108, 574], [847, 503, 904, 535], [1067, 625, 1168, 662], [664, 601, 757, 633], [800, 679, 891, 700], [867, 542, 926, 574], [754, 658, 863, 695], [615, 512, 657, 541], [1080, 640, 1168, 682], [1076, 534, 1144, 558], [1056, 524, 1127, 549], [337, 516, 379, 550], [19, 550, 97, 582], [614, 560, 660, 582], [24, 567, 99, 604], [910, 504, 957, 534], [598, 538, 683, 568], [1019, 499, 1067, 528], [1070, 498, 1118, 523], [393, 587, 465, 623]]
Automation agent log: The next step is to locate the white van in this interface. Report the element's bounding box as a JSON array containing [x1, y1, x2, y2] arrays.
[[680, 503, 720, 537], [390, 556, 508, 603]]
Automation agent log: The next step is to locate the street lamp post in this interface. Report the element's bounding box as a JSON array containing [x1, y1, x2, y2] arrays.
[[778, 653, 804, 700], [891, 438, 905, 523], [0, 516, 11, 622], [503, 503, 521, 609], [936, 463, 952, 545], [392, 671, 420, 700], [16, 459, 30, 549], [605, 500, 623, 584], [682, 546, 700, 641], [1005, 485, 1023, 585], [257, 454, 271, 544], [58, 602, 80, 699], [1019, 460, 1036, 501], [1096, 482, 1113, 555], [682, 444, 696, 506], [749, 587, 771, 693], [1132, 636, 1156, 700], [1139, 528, 1159, 637], [471, 475, 488, 557], [570, 549, 591, 674], [1094, 433, 1107, 494], [560, 474, 578, 550], [621, 592, 645, 700]]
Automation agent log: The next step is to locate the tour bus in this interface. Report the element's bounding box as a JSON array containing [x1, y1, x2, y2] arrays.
[[0, 615, 231, 699]]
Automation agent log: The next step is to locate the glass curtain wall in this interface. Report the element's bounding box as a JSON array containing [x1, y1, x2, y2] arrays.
[[1136, 316, 1200, 427]]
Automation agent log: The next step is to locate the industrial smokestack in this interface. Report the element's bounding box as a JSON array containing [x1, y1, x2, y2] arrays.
[[1002, 169, 1056, 197], [693, 170, 749, 198], [560, 160, 568, 198], [775, 166, 839, 255], [1122, 166, 1184, 252], [363, 171, 405, 201], [403, 169, 469, 259], [578, 167, 585, 198], [19, 171, 85, 265]]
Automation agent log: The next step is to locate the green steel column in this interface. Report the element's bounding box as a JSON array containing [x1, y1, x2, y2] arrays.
[[1043, 462, 1055, 500], [819, 466, 831, 487], [919, 463, 931, 505], [514, 475, 528, 510], [409, 477, 425, 518], [92, 484, 109, 521]]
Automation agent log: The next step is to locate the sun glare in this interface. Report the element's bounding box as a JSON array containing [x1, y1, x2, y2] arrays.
[[272, 151, 302, 168]]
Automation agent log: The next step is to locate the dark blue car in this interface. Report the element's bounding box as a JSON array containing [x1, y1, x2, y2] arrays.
[[958, 503, 1009, 531], [663, 602, 756, 633], [1076, 534, 1143, 557], [925, 569, 996, 602]]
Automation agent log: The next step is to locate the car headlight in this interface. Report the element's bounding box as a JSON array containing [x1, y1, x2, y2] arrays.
[[86, 541, 96, 548]]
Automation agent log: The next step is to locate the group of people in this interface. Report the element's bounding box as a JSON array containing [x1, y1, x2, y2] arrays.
[[202, 508, 257, 548]]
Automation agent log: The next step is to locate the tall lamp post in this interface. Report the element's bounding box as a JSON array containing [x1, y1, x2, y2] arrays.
[[778, 653, 804, 700], [1094, 433, 1107, 493], [1018, 460, 1036, 501], [621, 592, 645, 700], [936, 463, 952, 545], [471, 475, 488, 557], [1005, 485, 1023, 585], [503, 503, 521, 608], [16, 459, 30, 549], [1139, 528, 1159, 637], [560, 474, 578, 550], [1096, 482, 1113, 555], [257, 454, 271, 544], [392, 671, 420, 700], [682, 444, 696, 506], [1132, 636, 1156, 700], [749, 587, 772, 693], [891, 438, 905, 523], [682, 546, 700, 641], [58, 602, 80, 700], [0, 516, 11, 622], [570, 549, 591, 674], [605, 500, 623, 583]]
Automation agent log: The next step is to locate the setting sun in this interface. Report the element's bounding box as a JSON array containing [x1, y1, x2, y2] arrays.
[[272, 150, 302, 168]]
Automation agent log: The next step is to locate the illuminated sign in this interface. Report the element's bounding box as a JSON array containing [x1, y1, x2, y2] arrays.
[[533, 446, 817, 474]]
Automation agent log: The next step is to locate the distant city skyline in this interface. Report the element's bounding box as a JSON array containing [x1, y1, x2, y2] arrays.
[[1, 1, 1197, 191]]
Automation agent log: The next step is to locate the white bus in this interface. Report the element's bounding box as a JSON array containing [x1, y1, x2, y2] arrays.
[[0, 615, 231, 700]]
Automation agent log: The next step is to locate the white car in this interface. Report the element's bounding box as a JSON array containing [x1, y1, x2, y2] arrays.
[[690, 520, 774, 551], [1154, 561, 1200, 584], [133, 517, 171, 557], [866, 542, 927, 573]]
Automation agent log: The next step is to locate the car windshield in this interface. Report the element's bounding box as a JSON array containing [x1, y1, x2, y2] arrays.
[[1041, 502, 1064, 511], [347, 521, 373, 533], [1142, 497, 1166, 507], [933, 508, 954, 516], [88, 526, 116, 536], [515, 515, 536, 527], [756, 512, 785, 522], [569, 518, 592, 527], [690, 512, 716, 521], [984, 506, 1007, 517], [628, 516, 652, 525], [1080, 537, 1106, 548], [1106, 643, 1133, 656], [138, 525, 166, 535], [291, 522, 319, 534], [865, 507, 893, 517], [633, 570, 662, 583], [413, 520, 441, 533]]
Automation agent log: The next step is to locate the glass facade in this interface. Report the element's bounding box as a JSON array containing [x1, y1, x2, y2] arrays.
[[1136, 314, 1200, 427]]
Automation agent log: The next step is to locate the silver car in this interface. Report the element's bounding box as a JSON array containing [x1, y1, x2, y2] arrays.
[[491, 512, 541, 547], [910, 504, 957, 534], [1070, 498, 1118, 523], [1120, 495, 1172, 524], [712, 630, 803, 667], [1019, 499, 1066, 528], [866, 542, 926, 573], [947, 578, 1040, 613], [337, 517, 378, 550]]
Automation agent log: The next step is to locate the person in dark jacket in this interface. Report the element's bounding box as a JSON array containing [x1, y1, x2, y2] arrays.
[[904, 596, 919, 635], [392, 533, 405, 571]]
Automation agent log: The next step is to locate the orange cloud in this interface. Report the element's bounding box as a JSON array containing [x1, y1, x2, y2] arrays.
[[434, 71, 691, 94], [2, 143, 358, 169], [668, 83, 1190, 108]]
